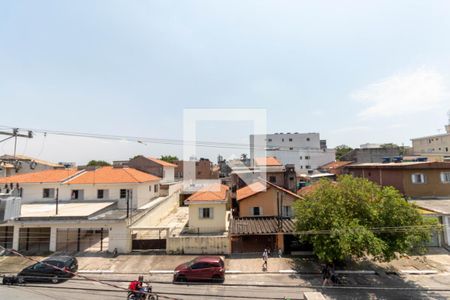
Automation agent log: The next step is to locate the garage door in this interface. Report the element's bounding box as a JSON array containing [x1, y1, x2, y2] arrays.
[[0, 226, 13, 249], [19, 228, 51, 253], [56, 228, 109, 253]]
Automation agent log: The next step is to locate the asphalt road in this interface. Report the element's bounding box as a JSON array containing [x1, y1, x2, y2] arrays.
[[2, 273, 450, 300]]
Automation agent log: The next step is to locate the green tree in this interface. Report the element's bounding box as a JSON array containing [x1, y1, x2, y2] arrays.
[[335, 145, 353, 161], [86, 160, 111, 167], [160, 155, 178, 163], [293, 175, 437, 263]]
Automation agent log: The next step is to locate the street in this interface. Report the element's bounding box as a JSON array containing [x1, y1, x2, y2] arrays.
[[2, 273, 450, 300]]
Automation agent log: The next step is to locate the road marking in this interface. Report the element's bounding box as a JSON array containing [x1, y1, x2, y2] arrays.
[[149, 270, 174, 274], [279, 270, 297, 273], [78, 270, 113, 273], [225, 270, 242, 274], [335, 270, 376, 275], [400, 269, 438, 275]]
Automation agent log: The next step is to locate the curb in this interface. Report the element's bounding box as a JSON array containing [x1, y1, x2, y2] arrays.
[[399, 270, 439, 275]]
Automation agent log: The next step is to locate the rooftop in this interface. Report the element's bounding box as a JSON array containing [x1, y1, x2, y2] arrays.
[[0, 169, 80, 184], [147, 157, 177, 168], [185, 183, 229, 203], [229, 217, 295, 235], [237, 180, 302, 201], [20, 201, 116, 218], [346, 161, 450, 169], [254, 157, 282, 167], [66, 166, 160, 184], [410, 199, 450, 215], [0, 154, 64, 168], [319, 161, 353, 170]]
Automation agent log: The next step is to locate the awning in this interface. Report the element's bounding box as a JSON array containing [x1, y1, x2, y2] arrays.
[[410, 199, 450, 215], [229, 217, 295, 236]]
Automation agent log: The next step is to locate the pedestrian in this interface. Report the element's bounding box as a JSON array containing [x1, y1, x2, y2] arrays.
[[321, 264, 331, 286], [278, 248, 282, 258], [262, 249, 268, 270]]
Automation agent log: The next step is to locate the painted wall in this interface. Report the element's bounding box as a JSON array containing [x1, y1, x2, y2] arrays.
[[167, 235, 229, 254], [238, 187, 297, 217], [188, 202, 227, 233], [131, 190, 180, 228], [402, 169, 450, 198]]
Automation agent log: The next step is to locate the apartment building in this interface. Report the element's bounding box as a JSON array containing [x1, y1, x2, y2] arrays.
[[249, 132, 335, 173], [411, 120, 450, 160]]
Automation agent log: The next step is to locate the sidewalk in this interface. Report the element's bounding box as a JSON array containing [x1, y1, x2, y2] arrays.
[[1, 248, 448, 275]]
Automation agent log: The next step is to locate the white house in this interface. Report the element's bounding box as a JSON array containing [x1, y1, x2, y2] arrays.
[[184, 183, 229, 234], [250, 132, 335, 173], [0, 166, 162, 254]]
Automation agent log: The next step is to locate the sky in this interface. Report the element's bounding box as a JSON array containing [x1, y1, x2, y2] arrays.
[[1, 0, 450, 164]]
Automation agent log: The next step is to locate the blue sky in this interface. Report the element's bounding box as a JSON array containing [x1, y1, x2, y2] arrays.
[[1, 1, 450, 164]]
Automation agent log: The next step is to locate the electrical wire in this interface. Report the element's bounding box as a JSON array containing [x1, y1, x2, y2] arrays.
[[0, 125, 332, 152]]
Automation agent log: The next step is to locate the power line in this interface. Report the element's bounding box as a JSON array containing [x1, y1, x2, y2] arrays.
[[0, 125, 331, 152]]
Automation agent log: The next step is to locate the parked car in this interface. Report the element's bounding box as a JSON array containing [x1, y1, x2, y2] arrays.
[[18, 255, 78, 283], [173, 256, 225, 283]]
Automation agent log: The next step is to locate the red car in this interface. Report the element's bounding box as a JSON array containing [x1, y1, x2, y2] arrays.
[[173, 256, 225, 283]]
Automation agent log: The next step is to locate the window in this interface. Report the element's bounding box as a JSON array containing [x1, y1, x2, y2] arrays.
[[269, 176, 276, 183], [300, 165, 303, 169], [149, 185, 152, 192], [120, 189, 127, 199], [306, 138, 310, 141], [199, 207, 213, 219], [251, 207, 262, 216], [71, 190, 83, 200], [441, 172, 450, 183], [299, 156, 303, 160], [97, 189, 104, 199], [305, 165, 311, 169], [282, 206, 293, 217], [282, 138, 284, 142], [42, 188, 55, 198], [411, 173, 426, 184], [446, 147, 449, 152], [305, 156, 310, 160], [268, 138, 272, 142], [289, 138, 293, 142], [154, 184, 159, 193], [289, 147, 293, 150]]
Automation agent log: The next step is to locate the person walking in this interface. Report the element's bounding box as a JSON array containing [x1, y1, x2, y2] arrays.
[[321, 264, 331, 286], [262, 249, 268, 270]]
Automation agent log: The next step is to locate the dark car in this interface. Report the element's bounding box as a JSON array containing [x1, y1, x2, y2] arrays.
[[173, 256, 225, 283], [18, 255, 78, 284]]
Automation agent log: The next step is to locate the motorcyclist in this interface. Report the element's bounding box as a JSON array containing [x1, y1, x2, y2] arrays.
[[128, 275, 144, 299]]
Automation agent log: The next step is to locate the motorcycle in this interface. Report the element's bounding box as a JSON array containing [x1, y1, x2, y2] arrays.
[[127, 283, 158, 300]]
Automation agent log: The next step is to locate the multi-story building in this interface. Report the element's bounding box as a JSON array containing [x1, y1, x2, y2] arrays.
[[340, 146, 403, 163], [127, 156, 176, 183], [249, 132, 335, 173], [411, 118, 450, 161]]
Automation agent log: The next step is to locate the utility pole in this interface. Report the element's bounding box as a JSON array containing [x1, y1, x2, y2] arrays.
[[0, 129, 33, 166], [55, 188, 59, 215]]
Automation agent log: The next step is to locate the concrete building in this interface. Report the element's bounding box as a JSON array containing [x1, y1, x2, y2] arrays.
[[128, 156, 176, 183], [249, 132, 335, 173], [0, 154, 65, 177], [0, 166, 165, 254], [184, 183, 229, 234], [174, 158, 219, 180], [411, 119, 450, 161], [340, 146, 402, 163]]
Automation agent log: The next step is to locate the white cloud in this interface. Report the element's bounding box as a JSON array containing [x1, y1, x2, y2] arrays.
[[352, 68, 449, 119]]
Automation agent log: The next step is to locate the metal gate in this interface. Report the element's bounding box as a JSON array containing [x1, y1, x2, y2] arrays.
[[132, 228, 168, 251], [56, 228, 109, 253], [0, 226, 13, 249], [19, 227, 51, 253]]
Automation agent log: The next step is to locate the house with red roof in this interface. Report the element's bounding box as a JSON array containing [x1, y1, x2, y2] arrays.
[[0, 166, 167, 254], [184, 183, 229, 234]]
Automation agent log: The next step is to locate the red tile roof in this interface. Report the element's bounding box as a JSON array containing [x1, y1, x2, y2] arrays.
[[237, 182, 267, 201], [237, 180, 303, 201], [320, 161, 353, 170], [254, 157, 282, 166], [0, 169, 79, 184], [147, 157, 177, 168], [186, 183, 229, 202], [66, 166, 160, 184]]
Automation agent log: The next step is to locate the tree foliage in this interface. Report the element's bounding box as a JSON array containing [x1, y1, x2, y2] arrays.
[[87, 160, 111, 167], [160, 155, 179, 163], [335, 145, 353, 161], [293, 175, 437, 263]]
